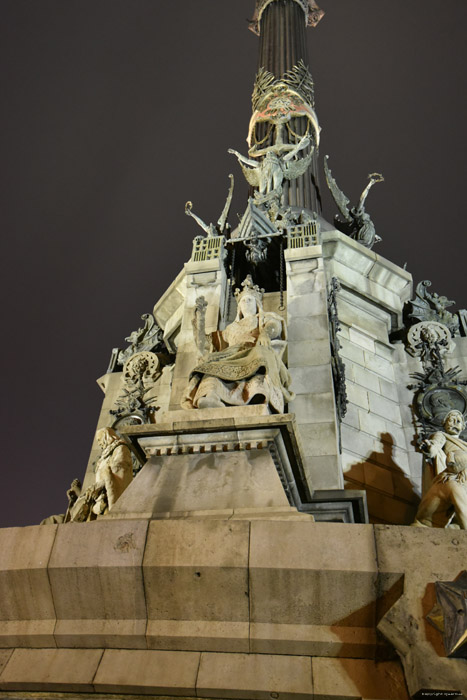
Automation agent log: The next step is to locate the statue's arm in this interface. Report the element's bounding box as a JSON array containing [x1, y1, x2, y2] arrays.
[[421, 431, 446, 458], [192, 296, 213, 357], [228, 149, 257, 168]]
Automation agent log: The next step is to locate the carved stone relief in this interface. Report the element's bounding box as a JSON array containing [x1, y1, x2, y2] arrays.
[[407, 321, 454, 367], [111, 351, 160, 427], [407, 280, 460, 337], [107, 312, 165, 373]]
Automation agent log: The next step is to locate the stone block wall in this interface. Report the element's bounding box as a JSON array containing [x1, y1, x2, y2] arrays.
[[286, 245, 341, 492], [321, 231, 417, 525]]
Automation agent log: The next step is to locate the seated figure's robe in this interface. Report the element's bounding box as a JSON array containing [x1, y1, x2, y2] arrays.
[[182, 312, 294, 414]]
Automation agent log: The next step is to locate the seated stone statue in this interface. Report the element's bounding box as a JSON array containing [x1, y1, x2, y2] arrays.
[[182, 275, 294, 414], [68, 428, 134, 522], [413, 410, 467, 529]]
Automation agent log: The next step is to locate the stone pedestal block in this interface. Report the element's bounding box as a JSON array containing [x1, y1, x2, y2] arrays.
[[143, 520, 250, 652], [93, 648, 200, 695], [312, 657, 409, 699], [48, 519, 148, 648], [196, 651, 314, 700], [0, 525, 57, 647], [0, 648, 102, 692], [249, 521, 381, 658]]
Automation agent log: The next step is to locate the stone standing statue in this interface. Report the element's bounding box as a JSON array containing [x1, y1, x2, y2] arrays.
[[68, 428, 134, 522], [182, 275, 295, 413], [413, 410, 467, 529]]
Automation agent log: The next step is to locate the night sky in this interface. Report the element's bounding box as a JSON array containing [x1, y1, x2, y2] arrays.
[[1, 0, 467, 527]]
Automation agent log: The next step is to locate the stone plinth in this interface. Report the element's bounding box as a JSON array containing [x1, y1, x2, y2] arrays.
[[111, 412, 312, 519], [1, 520, 465, 697]]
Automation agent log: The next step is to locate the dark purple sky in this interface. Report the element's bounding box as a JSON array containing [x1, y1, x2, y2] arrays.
[[1, 0, 466, 527]]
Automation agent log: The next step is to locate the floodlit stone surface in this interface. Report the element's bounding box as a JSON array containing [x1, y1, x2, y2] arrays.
[[376, 525, 467, 697], [93, 649, 200, 695], [144, 520, 249, 651], [250, 622, 377, 657], [0, 650, 13, 676], [112, 449, 290, 516], [0, 525, 57, 647], [0, 648, 103, 692], [48, 519, 148, 648], [197, 651, 314, 699], [313, 657, 409, 699], [249, 522, 378, 638]]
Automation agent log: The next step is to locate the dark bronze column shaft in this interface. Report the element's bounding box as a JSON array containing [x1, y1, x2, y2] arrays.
[[255, 0, 321, 213]]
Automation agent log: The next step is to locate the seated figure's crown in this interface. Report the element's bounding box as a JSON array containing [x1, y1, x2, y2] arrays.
[[234, 274, 264, 303]]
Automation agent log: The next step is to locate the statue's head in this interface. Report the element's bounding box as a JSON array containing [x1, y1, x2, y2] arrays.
[[420, 325, 437, 344], [234, 275, 264, 319], [96, 427, 120, 450], [443, 410, 465, 435]]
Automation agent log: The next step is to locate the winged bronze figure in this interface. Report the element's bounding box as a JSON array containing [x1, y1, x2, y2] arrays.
[[324, 155, 384, 249], [185, 174, 234, 237], [229, 135, 312, 195]]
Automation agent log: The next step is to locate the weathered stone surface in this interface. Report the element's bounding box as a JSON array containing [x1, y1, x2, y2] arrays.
[[144, 520, 249, 651], [290, 393, 336, 424], [289, 365, 333, 396], [146, 619, 249, 652], [363, 351, 395, 381], [348, 326, 375, 352], [0, 525, 57, 647], [346, 381, 369, 410], [376, 525, 467, 697], [196, 651, 314, 699], [250, 623, 377, 658], [341, 402, 359, 429], [303, 455, 342, 490], [287, 315, 329, 342], [352, 363, 381, 392], [299, 423, 339, 457], [250, 522, 378, 629], [93, 649, 200, 695], [288, 339, 331, 368], [368, 392, 402, 426], [287, 292, 326, 319], [0, 648, 103, 692], [339, 337, 365, 365], [313, 657, 409, 699], [48, 519, 148, 648], [0, 650, 13, 676], [112, 449, 289, 516]]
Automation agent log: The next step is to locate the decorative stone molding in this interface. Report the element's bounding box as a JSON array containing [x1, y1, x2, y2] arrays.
[[407, 320, 454, 363]]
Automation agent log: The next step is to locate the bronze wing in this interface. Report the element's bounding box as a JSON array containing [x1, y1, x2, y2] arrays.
[[283, 151, 313, 181], [324, 155, 352, 223], [239, 162, 261, 188]]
